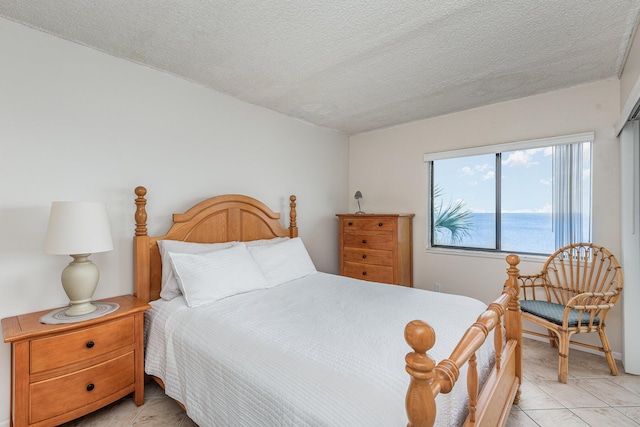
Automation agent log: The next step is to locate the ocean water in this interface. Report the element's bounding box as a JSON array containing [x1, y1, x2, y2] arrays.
[[437, 213, 557, 255]]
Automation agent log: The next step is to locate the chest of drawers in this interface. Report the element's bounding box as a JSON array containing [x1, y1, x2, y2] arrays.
[[337, 213, 414, 287], [1, 295, 150, 427]]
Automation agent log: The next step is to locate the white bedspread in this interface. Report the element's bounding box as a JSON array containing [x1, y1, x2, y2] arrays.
[[145, 272, 494, 426]]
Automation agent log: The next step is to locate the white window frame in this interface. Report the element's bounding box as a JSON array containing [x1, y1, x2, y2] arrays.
[[424, 132, 594, 258]]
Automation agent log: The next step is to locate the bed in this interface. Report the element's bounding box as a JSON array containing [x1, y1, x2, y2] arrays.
[[133, 186, 523, 426]]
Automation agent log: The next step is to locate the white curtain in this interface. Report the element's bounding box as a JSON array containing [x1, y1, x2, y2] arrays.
[[620, 119, 640, 374], [552, 143, 585, 249]]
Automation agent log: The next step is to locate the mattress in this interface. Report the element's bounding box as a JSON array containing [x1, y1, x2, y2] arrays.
[[144, 272, 494, 426]]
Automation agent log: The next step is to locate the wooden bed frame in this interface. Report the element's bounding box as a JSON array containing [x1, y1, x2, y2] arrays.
[[133, 186, 523, 427]]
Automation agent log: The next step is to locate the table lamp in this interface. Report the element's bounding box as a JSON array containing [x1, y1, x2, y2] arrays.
[[44, 201, 113, 316], [354, 191, 365, 214]]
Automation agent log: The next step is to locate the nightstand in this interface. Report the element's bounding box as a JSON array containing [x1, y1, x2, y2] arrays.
[[1, 295, 150, 427]]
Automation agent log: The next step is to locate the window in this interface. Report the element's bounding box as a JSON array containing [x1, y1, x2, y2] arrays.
[[425, 133, 592, 255]]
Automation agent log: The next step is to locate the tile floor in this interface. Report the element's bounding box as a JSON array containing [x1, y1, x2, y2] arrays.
[[506, 338, 640, 427], [61, 337, 639, 426]]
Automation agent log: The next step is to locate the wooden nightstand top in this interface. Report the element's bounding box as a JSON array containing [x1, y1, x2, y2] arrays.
[[2, 294, 151, 343]]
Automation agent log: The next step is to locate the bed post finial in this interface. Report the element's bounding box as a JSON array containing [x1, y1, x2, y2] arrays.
[[504, 254, 521, 306], [405, 320, 437, 427], [135, 186, 148, 236], [289, 195, 298, 237]]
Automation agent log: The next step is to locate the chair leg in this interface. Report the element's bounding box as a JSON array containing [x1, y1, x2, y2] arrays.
[[557, 333, 570, 383], [547, 331, 558, 348], [598, 327, 619, 376]]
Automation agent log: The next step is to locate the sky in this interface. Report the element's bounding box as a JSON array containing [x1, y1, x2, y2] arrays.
[[433, 144, 591, 214]]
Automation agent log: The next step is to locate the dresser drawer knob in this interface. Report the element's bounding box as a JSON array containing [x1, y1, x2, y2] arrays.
[[86, 383, 95, 392], [378, 223, 383, 227], [86, 341, 95, 349], [362, 271, 367, 276], [362, 239, 367, 244], [348, 222, 353, 226], [362, 254, 367, 259]]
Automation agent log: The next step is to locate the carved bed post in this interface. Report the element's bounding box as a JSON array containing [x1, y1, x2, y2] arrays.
[[135, 186, 148, 236], [405, 320, 437, 427], [289, 195, 298, 238], [134, 186, 151, 302], [505, 254, 522, 404]]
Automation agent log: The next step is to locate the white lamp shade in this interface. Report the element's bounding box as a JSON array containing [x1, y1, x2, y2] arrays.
[[44, 202, 113, 255]]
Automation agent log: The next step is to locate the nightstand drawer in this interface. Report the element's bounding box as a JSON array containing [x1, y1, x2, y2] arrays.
[[343, 261, 394, 283], [343, 231, 394, 250], [342, 218, 396, 231], [343, 248, 393, 266], [30, 351, 135, 424], [30, 317, 134, 374]]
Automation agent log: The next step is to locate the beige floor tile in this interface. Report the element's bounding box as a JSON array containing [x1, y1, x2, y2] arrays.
[[520, 339, 562, 381], [144, 380, 169, 399], [131, 396, 187, 426], [523, 362, 559, 381], [609, 374, 640, 395], [505, 409, 539, 427], [58, 396, 143, 426], [525, 408, 590, 426], [180, 416, 199, 426], [520, 336, 624, 382], [570, 407, 640, 427], [615, 406, 640, 421], [78, 399, 142, 427], [532, 379, 607, 408], [567, 353, 621, 380], [576, 378, 640, 407], [515, 380, 564, 411]]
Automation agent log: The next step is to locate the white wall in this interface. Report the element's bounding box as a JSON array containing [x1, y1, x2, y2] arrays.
[[349, 79, 623, 354], [0, 17, 348, 425]]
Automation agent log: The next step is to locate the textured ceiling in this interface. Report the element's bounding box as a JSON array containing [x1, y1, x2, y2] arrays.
[[1, 1, 639, 135]]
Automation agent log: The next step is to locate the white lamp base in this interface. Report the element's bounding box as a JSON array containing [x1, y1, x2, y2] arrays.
[[61, 254, 99, 316]]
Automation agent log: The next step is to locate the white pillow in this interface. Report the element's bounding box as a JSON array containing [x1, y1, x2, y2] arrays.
[[158, 240, 239, 300], [248, 237, 317, 287], [244, 236, 290, 247], [168, 243, 269, 308]]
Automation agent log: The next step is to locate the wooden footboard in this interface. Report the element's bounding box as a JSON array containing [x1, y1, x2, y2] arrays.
[[405, 255, 522, 427]]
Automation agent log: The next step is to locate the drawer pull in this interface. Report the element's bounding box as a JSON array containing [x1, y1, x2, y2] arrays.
[[362, 254, 367, 259], [86, 341, 95, 349], [362, 239, 367, 244], [348, 222, 353, 226], [362, 271, 367, 276], [86, 383, 95, 392], [378, 223, 383, 227]]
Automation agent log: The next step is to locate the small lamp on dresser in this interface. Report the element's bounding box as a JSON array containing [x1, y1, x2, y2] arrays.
[[354, 191, 365, 214], [44, 201, 113, 316]]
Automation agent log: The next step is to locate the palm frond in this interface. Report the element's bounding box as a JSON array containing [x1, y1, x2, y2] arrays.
[[432, 184, 474, 244]]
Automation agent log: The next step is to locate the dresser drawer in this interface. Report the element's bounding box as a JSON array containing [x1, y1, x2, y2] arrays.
[[30, 351, 135, 424], [343, 231, 394, 250], [30, 317, 134, 374], [343, 261, 394, 283], [342, 217, 396, 231], [343, 248, 394, 266]]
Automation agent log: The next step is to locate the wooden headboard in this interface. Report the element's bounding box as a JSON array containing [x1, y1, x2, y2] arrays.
[[133, 186, 299, 303]]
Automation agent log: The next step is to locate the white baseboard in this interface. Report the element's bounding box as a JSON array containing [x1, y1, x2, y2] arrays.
[[523, 332, 622, 361], [0, 419, 9, 427]]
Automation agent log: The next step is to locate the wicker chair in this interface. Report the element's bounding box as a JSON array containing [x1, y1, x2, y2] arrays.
[[518, 243, 623, 383]]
